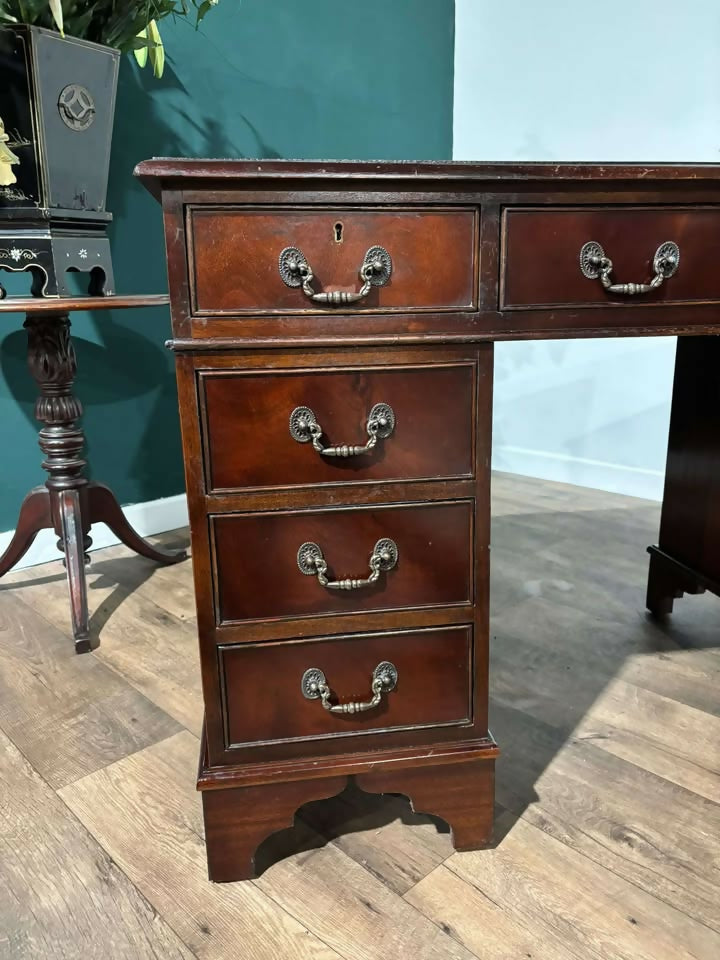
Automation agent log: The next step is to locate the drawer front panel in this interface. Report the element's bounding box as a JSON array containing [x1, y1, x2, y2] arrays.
[[189, 207, 477, 314], [212, 501, 473, 624], [220, 625, 472, 748], [502, 207, 720, 309], [201, 363, 476, 492]]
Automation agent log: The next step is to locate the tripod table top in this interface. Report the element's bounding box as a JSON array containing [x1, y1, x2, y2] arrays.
[[0, 294, 169, 314]]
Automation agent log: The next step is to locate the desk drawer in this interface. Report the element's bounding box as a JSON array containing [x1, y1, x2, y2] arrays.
[[211, 500, 473, 624], [502, 207, 720, 309], [219, 625, 472, 749], [200, 363, 476, 492], [188, 207, 478, 314]]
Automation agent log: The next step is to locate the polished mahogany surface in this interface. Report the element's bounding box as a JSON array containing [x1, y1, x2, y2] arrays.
[[135, 158, 720, 201], [201, 363, 476, 492], [502, 207, 720, 308], [0, 293, 169, 313], [220, 625, 472, 750], [211, 501, 474, 624], [189, 207, 477, 314]]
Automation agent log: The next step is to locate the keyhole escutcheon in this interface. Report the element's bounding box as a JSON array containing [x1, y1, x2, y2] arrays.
[[334, 221, 344, 243]]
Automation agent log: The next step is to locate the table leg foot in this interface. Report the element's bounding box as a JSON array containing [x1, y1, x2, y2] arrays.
[[646, 547, 707, 618], [0, 487, 52, 578], [87, 482, 187, 565], [58, 489, 91, 652]]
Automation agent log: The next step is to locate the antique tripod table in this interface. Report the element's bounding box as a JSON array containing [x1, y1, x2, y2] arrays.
[[0, 294, 186, 651]]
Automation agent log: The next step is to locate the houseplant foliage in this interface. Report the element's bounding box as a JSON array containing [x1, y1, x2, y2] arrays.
[[0, 0, 219, 76]]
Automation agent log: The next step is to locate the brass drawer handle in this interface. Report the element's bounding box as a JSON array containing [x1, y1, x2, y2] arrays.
[[297, 537, 398, 591], [579, 240, 679, 295], [301, 661, 398, 714], [289, 402, 395, 458], [278, 245, 392, 304]]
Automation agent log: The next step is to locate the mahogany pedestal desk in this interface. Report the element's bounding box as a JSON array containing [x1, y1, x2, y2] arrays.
[[137, 159, 720, 881], [0, 294, 186, 651]]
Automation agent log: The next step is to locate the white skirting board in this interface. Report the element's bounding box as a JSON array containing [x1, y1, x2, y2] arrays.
[[0, 493, 189, 571], [492, 446, 664, 502]]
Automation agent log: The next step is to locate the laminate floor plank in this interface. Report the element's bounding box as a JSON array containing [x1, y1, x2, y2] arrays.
[[87, 531, 196, 624], [2, 559, 203, 735], [0, 590, 180, 790], [405, 863, 581, 960], [445, 811, 720, 960], [298, 779, 454, 895], [491, 602, 720, 773], [576, 722, 720, 803], [492, 700, 720, 932], [59, 731, 342, 960], [571, 682, 720, 813], [0, 727, 194, 960]]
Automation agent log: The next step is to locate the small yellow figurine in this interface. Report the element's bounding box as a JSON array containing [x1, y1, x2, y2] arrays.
[[0, 116, 20, 186]]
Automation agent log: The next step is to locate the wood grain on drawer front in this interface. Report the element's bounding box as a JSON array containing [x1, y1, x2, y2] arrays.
[[200, 363, 476, 492], [502, 207, 720, 309], [188, 207, 478, 313], [211, 500, 473, 624], [219, 625, 472, 749]]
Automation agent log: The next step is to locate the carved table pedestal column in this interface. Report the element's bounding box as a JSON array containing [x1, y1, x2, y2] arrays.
[[0, 295, 186, 652]]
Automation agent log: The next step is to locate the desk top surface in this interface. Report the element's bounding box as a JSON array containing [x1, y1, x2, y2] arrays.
[[135, 158, 720, 200]]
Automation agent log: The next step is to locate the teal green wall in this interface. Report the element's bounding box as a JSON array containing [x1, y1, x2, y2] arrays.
[[0, 0, 455, 531]]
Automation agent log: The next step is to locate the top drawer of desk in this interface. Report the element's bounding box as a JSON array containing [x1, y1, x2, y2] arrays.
[[502, 207, 720, 309], [188, 207, 478, 314]]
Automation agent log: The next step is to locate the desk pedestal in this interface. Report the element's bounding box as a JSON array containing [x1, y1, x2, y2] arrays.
[[647, 335, 720, 614]]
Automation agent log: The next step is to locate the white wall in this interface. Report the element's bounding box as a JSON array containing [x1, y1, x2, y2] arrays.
[[454, 0, 720, 500]]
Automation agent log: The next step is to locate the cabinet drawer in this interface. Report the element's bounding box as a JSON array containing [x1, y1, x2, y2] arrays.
[[188, 207, 478, 314], [502, 207, 720, 309], [219, 625, 472, 749], [211, 500, 473, 624], [200, 363, 476, 492]]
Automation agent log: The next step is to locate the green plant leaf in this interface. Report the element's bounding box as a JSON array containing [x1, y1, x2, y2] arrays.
[[48, 0, 64, 34], [1, 0, 221, 72], [147, 19, 165, 78], [195, 0, 214, 26], [133, 26, 148, 68]]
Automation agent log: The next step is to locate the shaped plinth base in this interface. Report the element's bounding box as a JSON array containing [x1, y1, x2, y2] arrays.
[[198, 735, 498, 882]]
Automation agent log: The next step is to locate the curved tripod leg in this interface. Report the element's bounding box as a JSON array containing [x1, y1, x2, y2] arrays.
[[58, 489, 90, 653], [0, 487, 52, 578], [87, 483, 187, 565]]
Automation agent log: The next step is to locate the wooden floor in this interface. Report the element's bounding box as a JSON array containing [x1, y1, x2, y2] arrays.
[[0, 472, 718, 959]]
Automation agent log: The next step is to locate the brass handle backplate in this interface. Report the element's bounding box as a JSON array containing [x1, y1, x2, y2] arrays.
[[301, 661, 398, 714], [278, 245, 392, 304], [297, 538, 398, 591], [289, 402, 395, 458], [579, 240, 680, 295]]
